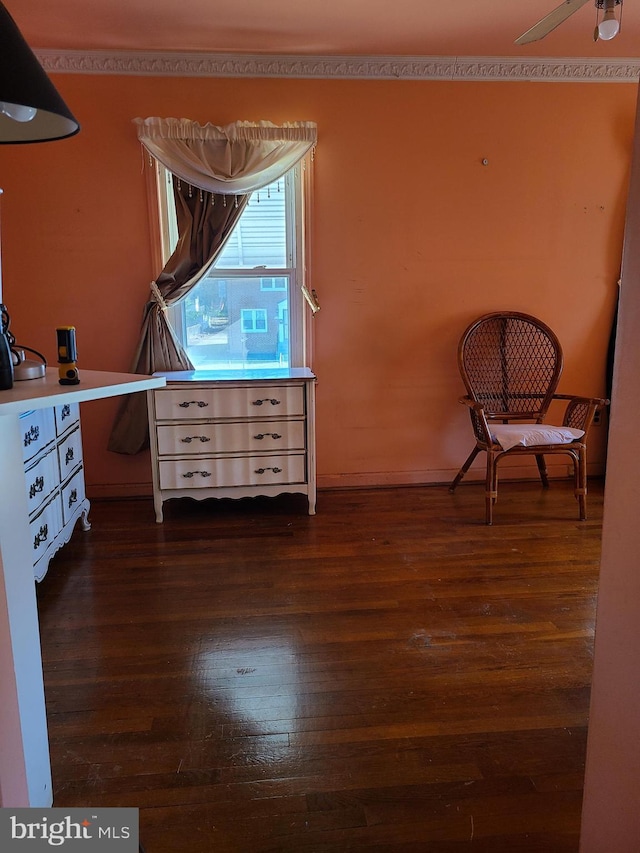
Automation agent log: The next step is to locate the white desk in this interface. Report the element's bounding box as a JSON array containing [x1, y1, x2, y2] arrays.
[[0, 369, 165, 807]]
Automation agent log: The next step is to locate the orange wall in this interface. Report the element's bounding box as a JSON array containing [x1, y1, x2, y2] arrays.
[[0, 75, 634, 497]]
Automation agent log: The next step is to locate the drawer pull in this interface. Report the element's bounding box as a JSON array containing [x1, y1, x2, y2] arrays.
[[182, 470, 212, 479], [251, 398, 281, 407], [68, 489, 78, 508], [180, 435, 211, 444], [61, 404, 72, 420], [255, 466, 283, 474], [65, 447, 75, 465], [24, 424, 40, 447], [254, 432, 282, 441], [177, 400, 209, 408], [29, 476, 45, 499], [34, 523, 48, 549]]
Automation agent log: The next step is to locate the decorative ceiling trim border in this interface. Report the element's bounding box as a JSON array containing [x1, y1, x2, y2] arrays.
[[35, 49, 640, 82]]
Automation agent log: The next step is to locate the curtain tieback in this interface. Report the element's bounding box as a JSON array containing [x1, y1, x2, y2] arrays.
[[150, 281, 168, 312]]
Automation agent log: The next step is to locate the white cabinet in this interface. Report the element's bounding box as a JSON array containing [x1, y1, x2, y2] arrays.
[[148, 368, 317, 522], [21, 402, 90, 581]]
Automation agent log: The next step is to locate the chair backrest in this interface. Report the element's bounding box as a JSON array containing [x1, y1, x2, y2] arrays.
[[458, 312, 563, 420]]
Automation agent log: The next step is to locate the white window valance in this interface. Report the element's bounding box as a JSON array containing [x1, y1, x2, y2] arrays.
[[134, 117, 317, 195]]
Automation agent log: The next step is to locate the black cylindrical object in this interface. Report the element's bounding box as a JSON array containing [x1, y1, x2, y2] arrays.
[[0, 331, 14, 389]]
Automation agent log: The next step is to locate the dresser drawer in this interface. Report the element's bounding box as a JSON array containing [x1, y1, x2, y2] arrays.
[[55, 402, 80, 436], [61, 466, 86, 526], [156, 419, 306, 456], [57, 425, 83, 482], [159, 453, 306, 490], [30, 496, 63, 567], [155, 384, 305, 421], [20, 403, 91, 581], [24, 445, 59, 517], [20, 408, 55, 463]]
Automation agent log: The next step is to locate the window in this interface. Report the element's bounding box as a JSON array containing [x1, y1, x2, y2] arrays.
[[260, 277, 288, 291], [160, 168, 307, 371], [241, 308, 268, 333]]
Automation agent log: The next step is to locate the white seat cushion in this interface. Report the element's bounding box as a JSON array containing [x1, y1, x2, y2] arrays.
[[490, 424, 585, 452]]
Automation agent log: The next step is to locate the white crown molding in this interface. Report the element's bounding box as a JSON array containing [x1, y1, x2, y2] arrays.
[[35, 49, 640, 83]]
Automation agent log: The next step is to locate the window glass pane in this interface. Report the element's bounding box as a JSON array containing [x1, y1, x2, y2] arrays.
[[260, 276, 287, 291], [216, 181, 287, 269], [165, 167, 306, 372], [185, 275, 290, 368], [254, 310, 267, 331]]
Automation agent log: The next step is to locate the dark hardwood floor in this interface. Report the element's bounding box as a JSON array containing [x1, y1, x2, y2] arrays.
[[36, 479, 605, 852]]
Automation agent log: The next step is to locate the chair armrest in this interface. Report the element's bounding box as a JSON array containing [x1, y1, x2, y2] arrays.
[[458, 396, 499, 446], [552, 394, 610, 433]]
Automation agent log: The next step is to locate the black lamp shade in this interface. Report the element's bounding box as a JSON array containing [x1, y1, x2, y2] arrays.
[[0, 2, 79, 143]]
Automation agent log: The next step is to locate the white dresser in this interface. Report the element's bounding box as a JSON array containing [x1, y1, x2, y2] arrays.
[[20, 402, 90, 581], [148, 368, 317, 521]]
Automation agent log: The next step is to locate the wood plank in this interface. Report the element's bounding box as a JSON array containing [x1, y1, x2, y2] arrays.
[[37, 480, 604, 851]]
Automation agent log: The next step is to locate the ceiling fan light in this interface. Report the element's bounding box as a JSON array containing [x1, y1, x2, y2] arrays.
[[598, 10, 620, 39]]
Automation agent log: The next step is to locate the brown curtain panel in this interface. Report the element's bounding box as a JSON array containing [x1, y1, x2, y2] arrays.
[[108, 180, 248, 454]]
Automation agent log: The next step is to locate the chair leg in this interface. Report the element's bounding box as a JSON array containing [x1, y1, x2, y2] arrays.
[[575, 446, 587, 520], [450, 446, 481, 492], [485, 452, 498, 525], [535, 453, 549, 488]]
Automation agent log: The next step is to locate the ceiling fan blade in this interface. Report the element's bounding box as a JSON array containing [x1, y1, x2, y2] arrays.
[[515, 0, 593, 44]]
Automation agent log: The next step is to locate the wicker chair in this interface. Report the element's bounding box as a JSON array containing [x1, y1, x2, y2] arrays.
[[449, 311, 608, 524]]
